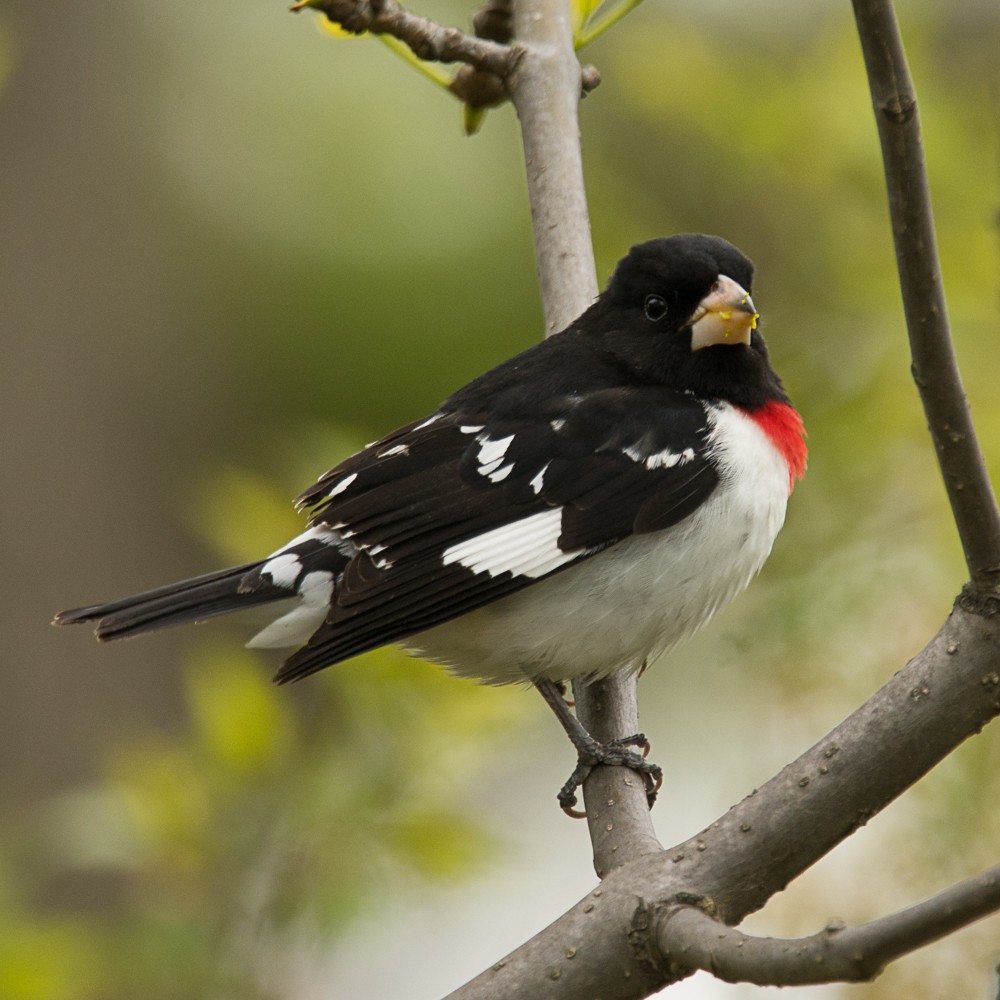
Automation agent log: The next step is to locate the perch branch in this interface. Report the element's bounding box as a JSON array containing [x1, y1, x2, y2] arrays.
[[851, 0, 1000, 592]]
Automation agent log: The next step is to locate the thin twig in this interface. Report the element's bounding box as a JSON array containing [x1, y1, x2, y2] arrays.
[[852, 0, 1000, 593], [660, 863, 1000, 985], [295, 0, 519, 76]]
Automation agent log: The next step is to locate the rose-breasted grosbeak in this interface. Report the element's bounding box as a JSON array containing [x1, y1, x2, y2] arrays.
[[55, 234, 806, 812]]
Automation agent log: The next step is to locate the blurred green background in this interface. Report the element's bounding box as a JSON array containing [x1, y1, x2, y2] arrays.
[[3, 0, 999, 997]]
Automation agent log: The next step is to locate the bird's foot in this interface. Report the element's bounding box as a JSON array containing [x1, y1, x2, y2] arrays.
[[557, 731, 663, 818]]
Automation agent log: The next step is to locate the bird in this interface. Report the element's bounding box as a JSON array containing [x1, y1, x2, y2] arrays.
[[54, 234, 806, 813]]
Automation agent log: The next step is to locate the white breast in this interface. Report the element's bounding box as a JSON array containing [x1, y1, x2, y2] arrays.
[[407, 404, 791, 685]]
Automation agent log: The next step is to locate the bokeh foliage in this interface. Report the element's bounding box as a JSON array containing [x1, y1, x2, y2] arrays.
[[5, 0, 999, 997]]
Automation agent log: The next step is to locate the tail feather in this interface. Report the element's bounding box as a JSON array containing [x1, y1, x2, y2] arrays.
[[54, 561, 287, 641]]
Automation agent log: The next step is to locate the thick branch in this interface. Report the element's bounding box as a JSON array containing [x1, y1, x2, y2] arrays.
[[852, 0, 1000, 592], [297, 0, 519, 75], [661, 863, 1000, 986], [445, 599, 1000, 999]]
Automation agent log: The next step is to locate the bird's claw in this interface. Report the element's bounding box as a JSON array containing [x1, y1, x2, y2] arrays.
[[558, 732, 663, 818]]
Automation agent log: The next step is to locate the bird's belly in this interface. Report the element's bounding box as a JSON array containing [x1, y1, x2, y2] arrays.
[[406, 458, 789, 685]]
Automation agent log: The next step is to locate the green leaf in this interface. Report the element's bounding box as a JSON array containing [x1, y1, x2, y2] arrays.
[[573, 0, 646, 50], [570, 0, 606, 37], [315, 14, 367, 39], [377, 34, 455, 89], [463, 105, 487, 135]]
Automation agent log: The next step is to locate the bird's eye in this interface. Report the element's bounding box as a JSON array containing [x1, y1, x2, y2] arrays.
[[643, 295, 668, 322]]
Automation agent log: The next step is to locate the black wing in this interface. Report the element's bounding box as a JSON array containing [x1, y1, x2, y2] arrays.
[[275, 387, 719, 681]]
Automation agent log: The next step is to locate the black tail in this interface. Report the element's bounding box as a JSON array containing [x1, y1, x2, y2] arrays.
[[53, 562, 287, 641]]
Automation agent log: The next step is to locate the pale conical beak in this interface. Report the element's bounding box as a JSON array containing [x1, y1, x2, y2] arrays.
[[690, 275, 758, 350]]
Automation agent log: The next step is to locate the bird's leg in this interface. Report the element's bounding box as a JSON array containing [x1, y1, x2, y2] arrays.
[[534, 678, 663, 818], [553, 679, 574, 708]]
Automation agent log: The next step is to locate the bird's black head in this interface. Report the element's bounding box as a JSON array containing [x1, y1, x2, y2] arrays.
[[591, 234, 789, 409]]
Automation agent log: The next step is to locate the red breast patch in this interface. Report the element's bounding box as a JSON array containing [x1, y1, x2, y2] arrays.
[[743, 401, 808, 493]]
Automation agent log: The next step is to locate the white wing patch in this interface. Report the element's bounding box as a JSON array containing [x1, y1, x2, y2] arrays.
[[487, 462, 515, 483], [623, 444, 696, 470], [529, 462, 549, 495], [324, 472, 358, 499], [442, 507, 583, 579], [260, 553, 302, 590], [260, 526, 341, 589], [413, 413, 442, 431], [475, 433, 515, 478]]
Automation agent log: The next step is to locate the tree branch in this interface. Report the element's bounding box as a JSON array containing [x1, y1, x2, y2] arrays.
[[444, 1, 1000, 994], [851, 0, 1000, 593], [444, 600, 1000, 998], [294, 0, 519, 76], [660, 863, 1000, 986]]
